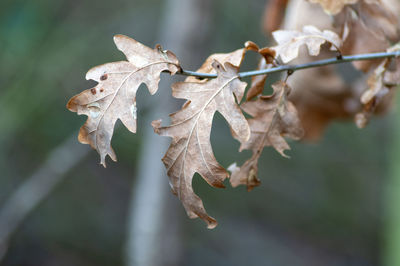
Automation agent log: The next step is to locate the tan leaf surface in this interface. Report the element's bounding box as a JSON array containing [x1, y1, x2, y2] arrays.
[[272, 25, 342, 63], [185, 41, 259, 82], [230, 81, 303, 191], [67, 35, 180, 166], [152, 61, 250, 228], [185, 41, 264, 101], [279, 0, 399, 139], [308, 0, 358, 15], [356, 44, 400, 128], [337, 0, 400, 71], [246, 47, 276, 101], [246, 59, 269, 101], [275, 0, 356, 140]]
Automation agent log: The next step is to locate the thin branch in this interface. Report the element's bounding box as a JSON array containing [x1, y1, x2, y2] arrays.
[[178, 50, 400, 79]]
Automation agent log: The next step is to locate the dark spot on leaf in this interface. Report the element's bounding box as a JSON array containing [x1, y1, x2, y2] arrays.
[[91, 88, 97, 95], [100, 74, 108, 81]]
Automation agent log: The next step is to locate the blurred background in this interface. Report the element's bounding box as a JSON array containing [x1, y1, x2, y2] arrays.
[[0, 0, 399, 265]]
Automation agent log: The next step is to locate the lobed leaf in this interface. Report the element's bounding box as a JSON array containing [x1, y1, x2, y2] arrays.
[[338, 0, 400, 72], [356, 44, 400, 128], [185, 41, 259, 83], [271, 25, 342, 63], [230, 81, 303, 191], [246, 47, 276, 101], [67, 35, 180, 166], [152, 61, 250, 228]]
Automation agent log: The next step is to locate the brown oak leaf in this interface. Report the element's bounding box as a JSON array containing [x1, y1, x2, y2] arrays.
[[185, 41, 266, 101], [356, 44, 400, 128], [230, 81, 303, 191], [337, 0, 400, 71], [271, 25, 342, 63], [246, 47, 276, 101], [185, 41, 259, 82], [308, 0, 358, 15], [246, 59, 269, 101], [67, 35, 180, 166], [277, 0, 399, 139], [152, 61, 250, 228]]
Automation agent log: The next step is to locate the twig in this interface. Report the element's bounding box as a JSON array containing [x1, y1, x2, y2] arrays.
[[178, 51, 400, 79]]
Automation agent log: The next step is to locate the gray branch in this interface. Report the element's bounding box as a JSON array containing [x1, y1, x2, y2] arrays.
[[178, 50, 400, 79]]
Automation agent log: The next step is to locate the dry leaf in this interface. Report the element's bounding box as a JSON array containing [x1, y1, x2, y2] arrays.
[[384, 59, 400, 86], [276, 0, 399, 138], [277, 0, 357, 140], [337, 0, 400, 71], [246, 47, 276, 101], [246, 59, 269, 101], [185, 41, 266, 101], [308, 0, 358, 15], [356, 44, 400, 128], [272, 25, 342, 63], [228, 162, 261, 191], [185, 41, 259, 83], [230, 81, 303, 191], [67, 35, 180, 166], [152, 61, 250, 228], [287, 64, 359, 140]]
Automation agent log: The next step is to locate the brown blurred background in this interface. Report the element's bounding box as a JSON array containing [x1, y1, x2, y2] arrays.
[[0, 0, 399, 265]]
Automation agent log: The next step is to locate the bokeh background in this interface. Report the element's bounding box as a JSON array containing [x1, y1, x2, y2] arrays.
[[0, 0, 399, 265]]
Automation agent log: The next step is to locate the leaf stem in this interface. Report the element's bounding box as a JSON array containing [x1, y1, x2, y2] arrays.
[[178, 51, 400, 79]]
